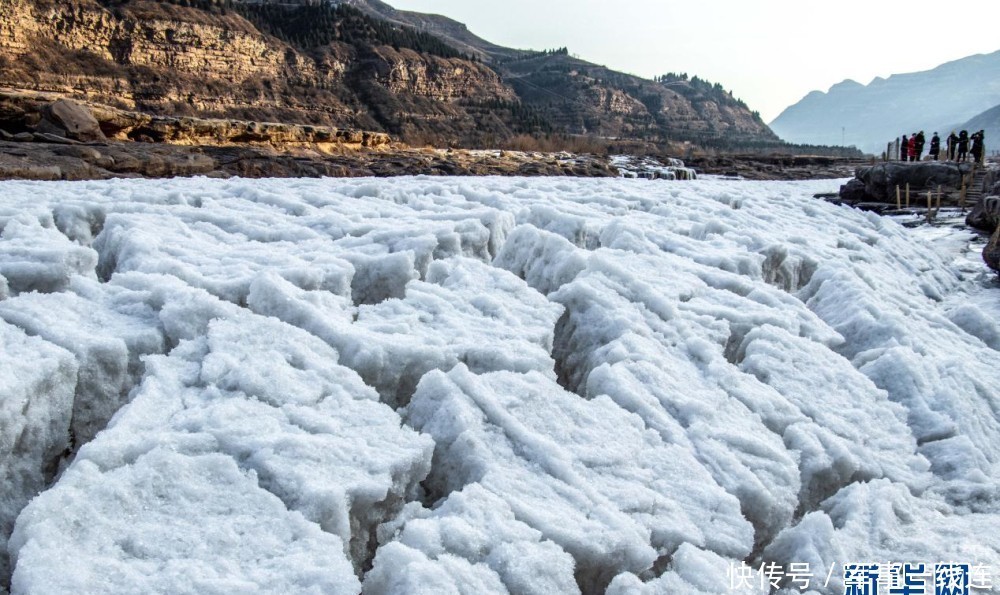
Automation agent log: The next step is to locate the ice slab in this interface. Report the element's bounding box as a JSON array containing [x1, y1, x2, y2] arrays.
[[0, 320, 77, 585], [405, 365, 753, 592]]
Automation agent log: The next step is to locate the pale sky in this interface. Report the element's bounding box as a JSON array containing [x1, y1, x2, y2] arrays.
[[388, 0, 1000, 123]]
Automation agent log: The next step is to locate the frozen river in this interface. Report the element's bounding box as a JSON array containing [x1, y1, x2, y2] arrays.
[[0, 176, 998, 594]]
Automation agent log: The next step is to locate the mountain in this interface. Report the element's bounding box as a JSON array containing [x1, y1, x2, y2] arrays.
[[0, 0, 784, 152], [770, 51, 1000, 154], [957, 103, 1000, 152]]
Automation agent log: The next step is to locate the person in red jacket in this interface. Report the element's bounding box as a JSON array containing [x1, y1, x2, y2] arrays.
[[908, 134, 917, 162]]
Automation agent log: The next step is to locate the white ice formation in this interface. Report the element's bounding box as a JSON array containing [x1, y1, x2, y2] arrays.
[[0, 176, 998, 594]]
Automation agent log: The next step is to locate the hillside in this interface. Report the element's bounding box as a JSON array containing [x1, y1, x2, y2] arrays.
[[0, 0, 785, 152], [770, 51, 1000, 154], [958, 103, 1000, 153]]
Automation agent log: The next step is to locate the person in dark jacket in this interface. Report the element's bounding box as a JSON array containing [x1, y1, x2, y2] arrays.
[[948, 131, 959, 160], [971, 130, 985, 164], [900, 134, 909, 161], [958, 130, 970, 162], [929, 133, 941, 160], [915, 131, 926, 161]]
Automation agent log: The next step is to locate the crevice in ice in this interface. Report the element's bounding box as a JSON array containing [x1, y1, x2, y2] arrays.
[[723, 323, 753, 365], [551, 310, 584, 396]]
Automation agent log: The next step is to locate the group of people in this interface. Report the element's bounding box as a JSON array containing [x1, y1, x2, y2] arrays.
[[898, 130, 986, 163]]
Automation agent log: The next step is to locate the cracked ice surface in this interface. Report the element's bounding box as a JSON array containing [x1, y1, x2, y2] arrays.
[[0, 176, 998, 594]]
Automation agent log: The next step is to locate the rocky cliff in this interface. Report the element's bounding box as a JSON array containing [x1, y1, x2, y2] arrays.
[[0, 0, 782, 150]]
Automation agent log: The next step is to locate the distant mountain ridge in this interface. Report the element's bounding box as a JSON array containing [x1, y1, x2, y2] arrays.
[[770, 51, 1000, 154], [959, 103, 1000, 153], [0, 0, 791, 152]]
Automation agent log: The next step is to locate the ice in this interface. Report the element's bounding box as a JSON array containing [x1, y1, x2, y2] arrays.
[[0, 278, 166, 446], [946, 304, 1000, 350], [250, 257, 562, 407], [405, 365, 753, 592], [0, 320, 77, 585], [737, 324, 930, 498], [764, 480, 1000, 595], [0, 175, 998, 592], [365, 484, 579, 595], [106, 271, 245, 344], [520, 241, 928, 549], [607, 544, 767, 595], [0, 215, 98, 294], [493, 225, 587, 295], [94, 212, 355, 305], [8, 449, 360, 595], [800, 249, 1000, 482], [9, 308, 434, 586]]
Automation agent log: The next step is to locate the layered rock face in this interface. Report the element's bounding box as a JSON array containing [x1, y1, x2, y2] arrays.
[[0, 0, 781, 150], [0, 0, 512, 142]]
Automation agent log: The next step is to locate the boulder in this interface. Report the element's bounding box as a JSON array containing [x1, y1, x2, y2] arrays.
[[985, 235, 1000, 273], [12, 132, 34, 142], [967, 196, 1000, 232], [40, 100, 106, 143], [838, 178, 867, 204]]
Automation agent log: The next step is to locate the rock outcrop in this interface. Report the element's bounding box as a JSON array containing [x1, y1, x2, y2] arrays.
[[0, 90, 391, 149], [0, 136, 619, 181], [839, 162, 974, 204]]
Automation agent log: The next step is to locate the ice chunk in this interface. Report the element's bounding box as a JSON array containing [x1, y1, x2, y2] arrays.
[[0, 320, 77, 585], [738, 325, 930, 503], [0, 215, 98, 294], [946, 304, 1000, 350], [94, 212, 354, 305], [803, 265, 1000, 476], [764, 480, 1000, 595], [107, 271, 245, 344], [366, 485, 579, 595], [0, 279, 166, 446], [0, 274, 7, 301], [607, 544, 767, 595], [250, 258, 562, 407], [18, 310, 435, 580], [405, 365, 752, 592], [493, 225, 587, 294], [8, 450, 360, 595]]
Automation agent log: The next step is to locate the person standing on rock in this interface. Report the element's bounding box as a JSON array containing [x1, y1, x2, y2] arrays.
[[948, 131, 959, 160], [930, 132, 941, 160], [958, 130, 970, 162], [915, 131, 926, 161], [900, 134, 908, 161], [971, 130, 985, 165], [908, 134, 917, 162]]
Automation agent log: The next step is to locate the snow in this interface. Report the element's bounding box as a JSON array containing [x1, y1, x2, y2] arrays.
[[0, 175, 998, 594]]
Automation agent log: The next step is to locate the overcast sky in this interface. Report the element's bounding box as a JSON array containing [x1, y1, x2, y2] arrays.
[[388, 0, 1000, 122]]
